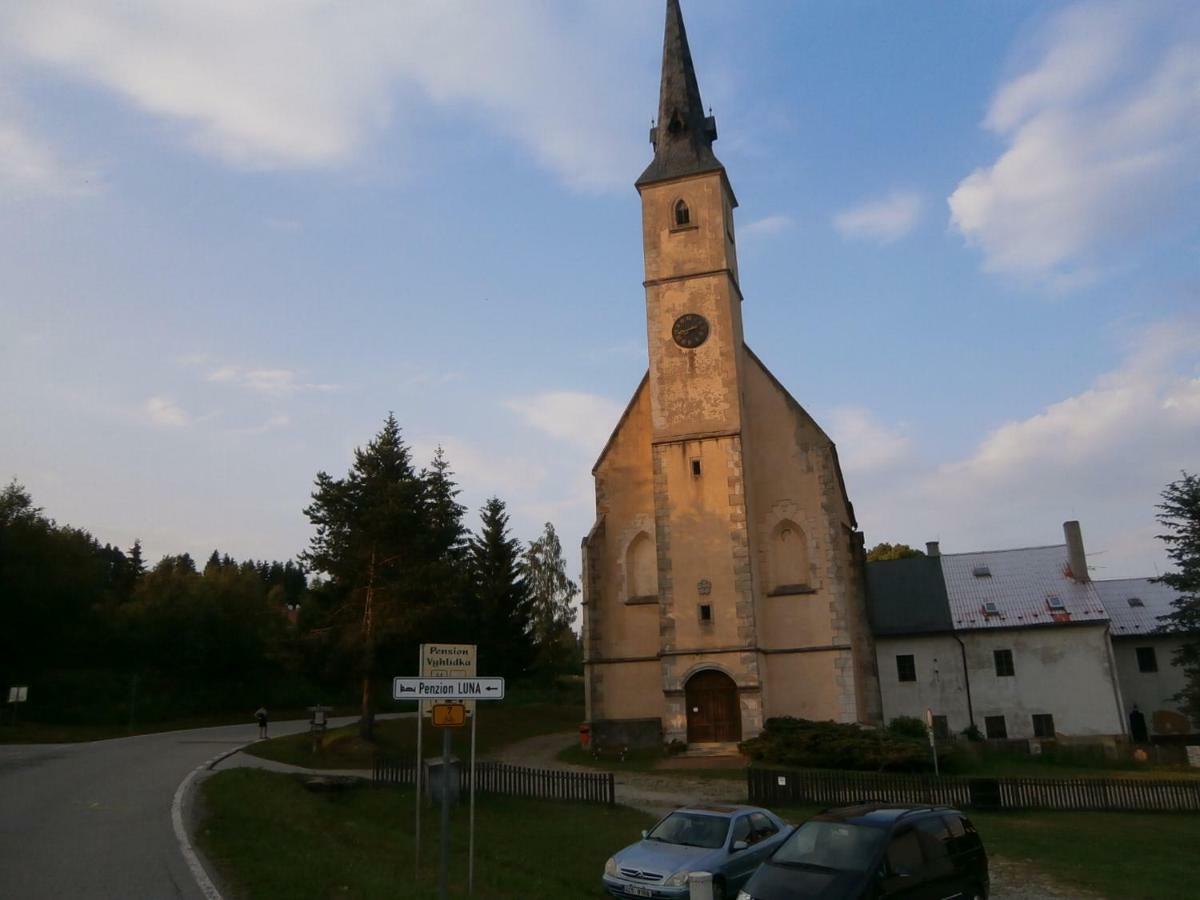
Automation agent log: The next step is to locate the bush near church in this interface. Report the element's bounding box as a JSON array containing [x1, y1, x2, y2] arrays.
[[740, 717, 938, 772]]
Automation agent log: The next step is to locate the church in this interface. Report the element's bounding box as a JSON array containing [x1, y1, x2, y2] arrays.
[[581, 0, 882, 750]]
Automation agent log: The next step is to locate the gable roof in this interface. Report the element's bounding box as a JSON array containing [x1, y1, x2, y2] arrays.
[[591, 371, 649, 475], [865, 556, 953, 635], [941, 544, 1108, 631], [1094, 577, 1183, 636]]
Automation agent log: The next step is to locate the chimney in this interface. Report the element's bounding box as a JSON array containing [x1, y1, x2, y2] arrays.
[[926, 541, 940, 557], [1063, 521, 1089, 582]]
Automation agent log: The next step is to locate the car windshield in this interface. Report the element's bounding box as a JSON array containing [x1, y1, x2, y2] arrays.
[[646, 812, 730, 849], [772, 821, 886, 872]]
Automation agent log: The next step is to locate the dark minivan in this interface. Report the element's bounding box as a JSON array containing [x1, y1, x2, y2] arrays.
[[736, 803, 988, 900]]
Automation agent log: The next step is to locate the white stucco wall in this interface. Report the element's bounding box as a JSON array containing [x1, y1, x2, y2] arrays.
[[875, 635, 972, 736], [962, 624, 1124, 739], [1112, 636, 1194, 735]]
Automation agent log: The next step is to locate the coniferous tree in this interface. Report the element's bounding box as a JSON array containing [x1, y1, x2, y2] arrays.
[[468, 498, 532, 680], [523, 521, 579, 674], [302, 414, 431, 739], [1156, 472, 1200, 722]]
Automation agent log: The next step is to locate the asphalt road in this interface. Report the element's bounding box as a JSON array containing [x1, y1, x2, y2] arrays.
[[0, 716, 364, 900]]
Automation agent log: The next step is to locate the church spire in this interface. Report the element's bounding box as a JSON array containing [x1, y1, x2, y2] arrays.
[[636, 0, 723, 187]]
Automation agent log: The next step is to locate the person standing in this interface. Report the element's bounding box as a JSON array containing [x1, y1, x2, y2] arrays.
[[255, 706, 268, 739]]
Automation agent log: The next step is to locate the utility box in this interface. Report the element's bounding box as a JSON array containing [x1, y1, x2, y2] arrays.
[[424, 756, 461, 805]]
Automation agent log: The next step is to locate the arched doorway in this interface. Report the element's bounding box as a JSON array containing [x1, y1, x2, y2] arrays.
[[685, 669, 741, 743]]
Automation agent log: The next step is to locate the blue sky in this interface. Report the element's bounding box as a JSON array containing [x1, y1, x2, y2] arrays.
[[1, 0, 1197, 589]]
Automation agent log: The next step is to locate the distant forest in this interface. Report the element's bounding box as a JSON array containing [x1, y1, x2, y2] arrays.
[[0, 415, 579, 727]]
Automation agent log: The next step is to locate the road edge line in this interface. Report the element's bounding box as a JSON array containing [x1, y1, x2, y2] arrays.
[[172, 742, 252, 900]]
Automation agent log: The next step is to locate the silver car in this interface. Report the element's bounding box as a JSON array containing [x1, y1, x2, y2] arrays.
[[603, 804, 791, 900]]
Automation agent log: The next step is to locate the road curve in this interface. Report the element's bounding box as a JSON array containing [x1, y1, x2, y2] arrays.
[[0, 716, 366, 899]]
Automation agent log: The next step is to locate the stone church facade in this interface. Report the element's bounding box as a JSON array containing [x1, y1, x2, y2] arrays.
[[581, 0, 882, 749]]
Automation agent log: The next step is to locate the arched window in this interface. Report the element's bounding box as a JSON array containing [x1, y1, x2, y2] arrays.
[[674, 199, 690, 227], [626, 532, 658, 601], [769, 520, 811, 594]]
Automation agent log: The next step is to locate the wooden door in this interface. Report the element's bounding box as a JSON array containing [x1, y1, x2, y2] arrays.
[[685, 670, 741, 743]]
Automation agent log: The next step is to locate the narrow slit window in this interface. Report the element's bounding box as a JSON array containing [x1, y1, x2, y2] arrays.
[[674, 199, 690, 227], [691, 458, 702, 477], [698, 603, 712, 623]]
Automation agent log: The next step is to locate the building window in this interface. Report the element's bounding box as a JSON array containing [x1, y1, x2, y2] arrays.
[[984, 715, 1008, 740], [1136, 646, 1158, 673], [932, 715, 950, 740], [1032, 714, 1055, 738], [698, 603, 712, 623], [896, 654, 917, 683], [690, 458, 702, 477], [674, 199, 690, 227], [993, 649, 1015, 677]]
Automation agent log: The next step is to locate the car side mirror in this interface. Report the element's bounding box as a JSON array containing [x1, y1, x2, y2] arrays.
[[732, 840, 749, 852]]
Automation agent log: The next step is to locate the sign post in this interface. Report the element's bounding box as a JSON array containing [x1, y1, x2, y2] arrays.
[[925, 707, 939, 777], [395, 653, 502, 899]]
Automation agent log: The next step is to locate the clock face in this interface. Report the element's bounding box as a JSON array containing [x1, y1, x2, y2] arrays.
[[672, 313, 710, 349]]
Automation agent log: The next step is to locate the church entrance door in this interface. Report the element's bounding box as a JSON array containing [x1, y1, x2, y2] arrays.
[[685, 669, 741, 743]]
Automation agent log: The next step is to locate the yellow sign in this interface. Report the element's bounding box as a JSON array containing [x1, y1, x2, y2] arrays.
[[431, 703, 467, 727], [420, 643, 477, 717]]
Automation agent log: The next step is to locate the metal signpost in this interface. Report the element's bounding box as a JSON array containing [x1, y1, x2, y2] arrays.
[[400, 645, 501, 898], [925, 707, 940, 776]]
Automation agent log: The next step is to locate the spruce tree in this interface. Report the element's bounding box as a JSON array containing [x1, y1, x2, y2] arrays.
[[468, 498, 532, 680], [1156, 471, 1200, 722]]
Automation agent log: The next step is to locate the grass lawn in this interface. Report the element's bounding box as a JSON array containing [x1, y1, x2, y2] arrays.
[[0, 707, 359, 744], [775, 804, 1200, 899], [246, 690, 584, 769], [557, 744, 747, 781], [197, 769, 652, 899], [942, 752, 1200, 780]]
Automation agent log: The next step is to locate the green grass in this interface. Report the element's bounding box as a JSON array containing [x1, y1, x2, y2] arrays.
[[941, 750, 1200, 780], [775, 804, 1200, 899], [246, 690, 584, 769], [197, 768, 653, 899], [557, 744, 747, 780], [0, 707, 359, 744]]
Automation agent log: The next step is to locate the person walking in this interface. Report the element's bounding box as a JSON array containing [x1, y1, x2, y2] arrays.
[[254, 705, 268, 739]]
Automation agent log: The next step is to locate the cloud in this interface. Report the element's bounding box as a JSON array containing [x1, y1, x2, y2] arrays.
[[0, 98, 96, 196], [506, 390, 625, 453], [833, 191, 922, 243], [825, 407, 913, 474], [0, 1, 652, 190], [741, 214, 794, 238], [851, 319, 1200, 577], [948, 1, 1200, 281], [206, 365, 335, 396], [144, 396, 190, 427]]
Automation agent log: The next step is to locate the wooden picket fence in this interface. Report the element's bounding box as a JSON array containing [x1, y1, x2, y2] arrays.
[[748, 766, 1200, 813], [373, 756, 615, 805]]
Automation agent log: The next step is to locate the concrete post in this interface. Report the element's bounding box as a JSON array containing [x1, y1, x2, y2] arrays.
[[688, 871, 714, 900]]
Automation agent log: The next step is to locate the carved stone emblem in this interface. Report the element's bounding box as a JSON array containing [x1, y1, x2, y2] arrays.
[[697, 579, 712, 595]]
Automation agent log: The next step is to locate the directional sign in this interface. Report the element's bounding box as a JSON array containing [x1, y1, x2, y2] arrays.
[[421, 643, 477, 717], [393, 677, 504, 701], [431, 704, 467, 727]]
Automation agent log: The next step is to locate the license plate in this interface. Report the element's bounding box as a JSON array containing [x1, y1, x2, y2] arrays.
[[624, 887, 653, 898]]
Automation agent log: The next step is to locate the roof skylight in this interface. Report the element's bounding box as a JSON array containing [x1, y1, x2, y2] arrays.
[[1046, 594, 1065, 611], [972, 565, 992, 578], [1127, 597, 1144, 607]]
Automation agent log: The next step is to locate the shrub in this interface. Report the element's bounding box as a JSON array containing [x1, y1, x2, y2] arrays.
[[887, 716, 929, 740], [740, 717, 935, 772], [960, 724, 984, 742]]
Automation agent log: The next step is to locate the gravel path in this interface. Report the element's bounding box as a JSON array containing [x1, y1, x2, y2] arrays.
[[486, 731, 1103, 900]]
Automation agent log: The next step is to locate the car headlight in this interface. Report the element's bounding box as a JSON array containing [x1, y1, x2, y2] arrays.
[[664, 871, 690, 887], [736, 891, 754, 900], [604, 857, 618, 877]]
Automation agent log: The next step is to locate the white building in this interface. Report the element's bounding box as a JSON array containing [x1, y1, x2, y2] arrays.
[[1095, 577, 1194, 740], [865, 522, 1174, 744]]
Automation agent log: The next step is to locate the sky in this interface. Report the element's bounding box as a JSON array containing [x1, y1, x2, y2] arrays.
[[1, 0, 1197, 594]]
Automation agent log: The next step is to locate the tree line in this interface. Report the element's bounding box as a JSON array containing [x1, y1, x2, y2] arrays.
[[0, 414, 578, 733]]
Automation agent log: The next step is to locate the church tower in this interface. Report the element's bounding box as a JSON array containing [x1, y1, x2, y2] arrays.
[[582, 0, 880, 749]]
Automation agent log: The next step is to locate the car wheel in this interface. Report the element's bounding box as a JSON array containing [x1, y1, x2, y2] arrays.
[[969, 886, 986, 900], [711, 877, 725, 900]]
